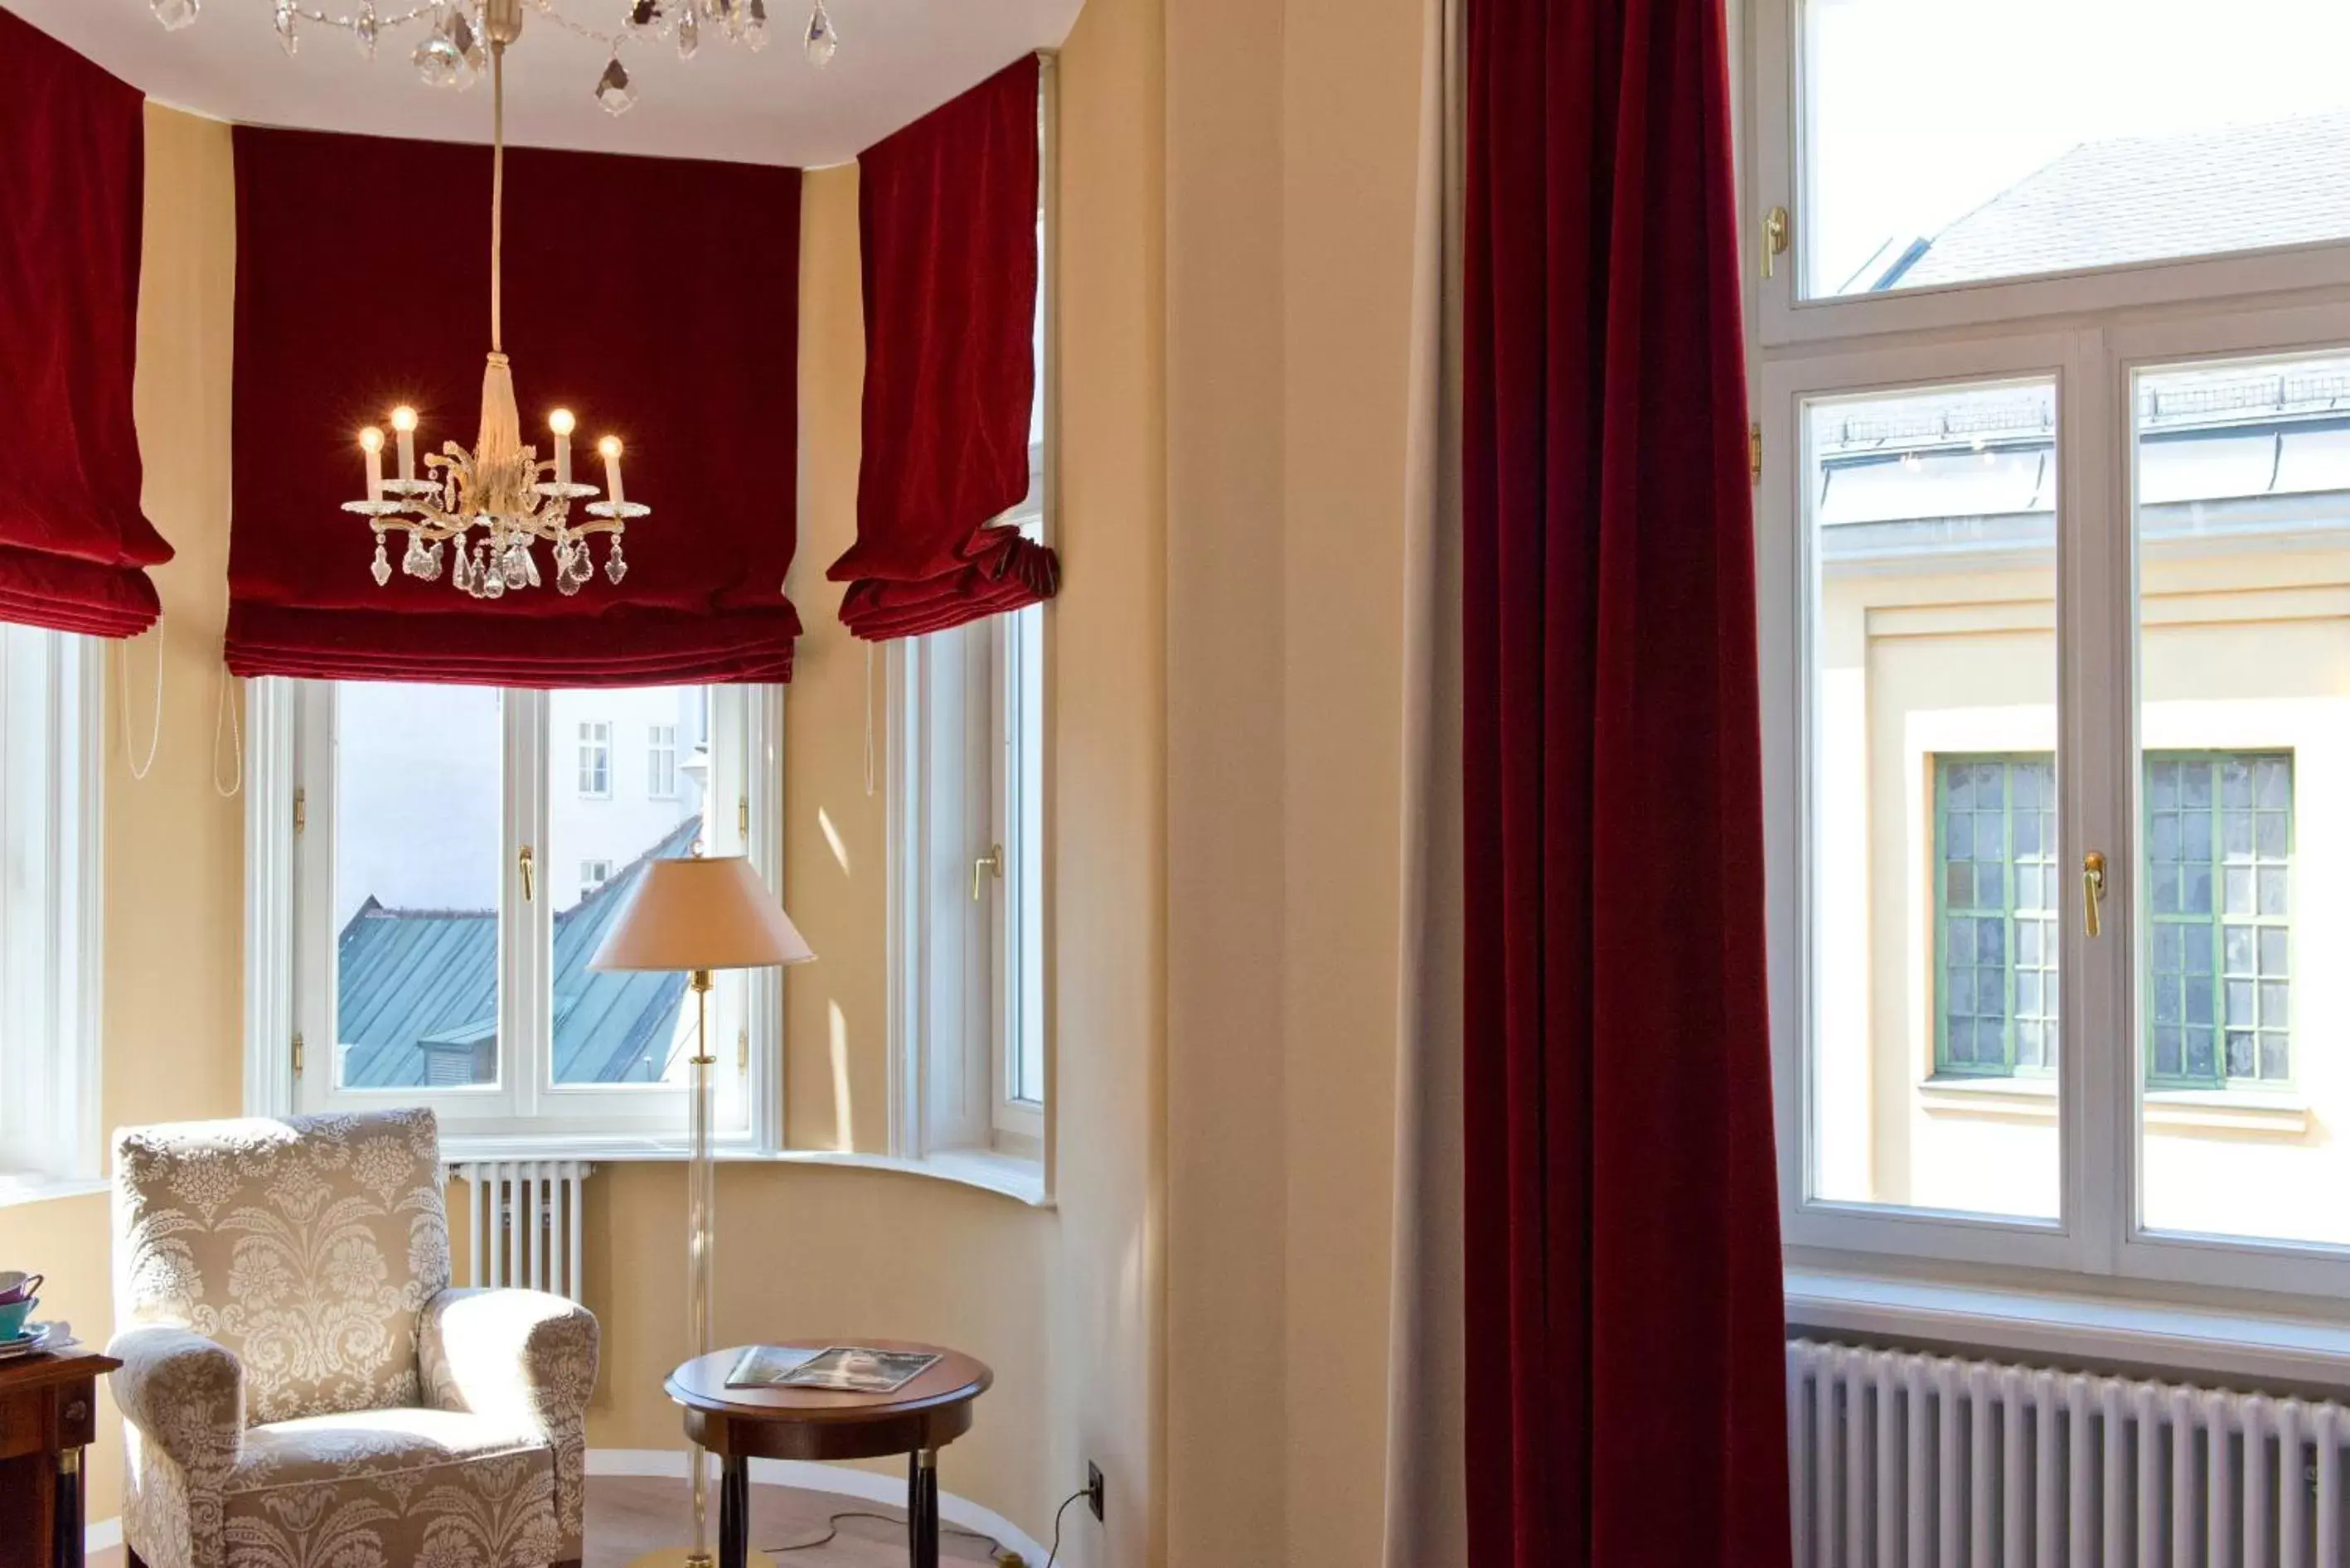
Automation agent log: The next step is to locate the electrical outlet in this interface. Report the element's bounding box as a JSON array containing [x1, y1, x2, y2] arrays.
[[1086, 1461, 1106, 1522]]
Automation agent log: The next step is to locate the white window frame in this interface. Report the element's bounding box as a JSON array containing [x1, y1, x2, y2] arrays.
[[0, 629, 103, 1197], [1749, 0, 2350, 351], [243, 677, 786, 1155], [1752, 0, 2350, 1305], [579, 858, 613, 902], [576, 720, 612, 800], [647, 724, 679, 800], [886, 56, 1055, 1178]]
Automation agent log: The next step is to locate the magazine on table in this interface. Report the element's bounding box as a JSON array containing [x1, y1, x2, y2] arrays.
[[726, 1344, 941, 1394]]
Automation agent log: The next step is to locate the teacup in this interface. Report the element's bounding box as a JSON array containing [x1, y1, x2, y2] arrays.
[[0, 1271, 41, 1305], [0, 1296, 36, 1340]]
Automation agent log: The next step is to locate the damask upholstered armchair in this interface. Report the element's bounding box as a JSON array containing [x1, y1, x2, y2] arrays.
[[107, 1108, 598, 1568]]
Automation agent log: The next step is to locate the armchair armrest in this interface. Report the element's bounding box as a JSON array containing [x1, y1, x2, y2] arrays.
[[106, 1325, 245, 1475], [420, 1287, 598, 1431]]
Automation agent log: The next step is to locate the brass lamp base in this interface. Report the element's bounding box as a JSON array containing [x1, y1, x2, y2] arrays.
[[624, 1548, 776, 1568]]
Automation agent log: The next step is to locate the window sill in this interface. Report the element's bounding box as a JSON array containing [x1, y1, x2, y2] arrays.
[[1917, 1075, 2056, 1120], [2144, 1086, 2310, 1135], [1915, 1078, 2310, 1135], [0, 1175, 109, 1211], [437, 1136, 1051, 1207], [1786, 1267, 2350, 1394]]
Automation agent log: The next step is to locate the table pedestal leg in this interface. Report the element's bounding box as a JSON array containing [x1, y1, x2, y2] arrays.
[[53, 1448, 84, 1568], [907, 1449, 938, 1568], [718, 1455, 749, 1568]]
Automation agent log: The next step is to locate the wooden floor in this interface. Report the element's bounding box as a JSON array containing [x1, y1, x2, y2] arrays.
[[91, 1473, 1008, 1568]]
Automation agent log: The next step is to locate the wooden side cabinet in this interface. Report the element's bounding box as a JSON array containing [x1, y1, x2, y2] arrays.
[[0, 1348, 118, 1568]]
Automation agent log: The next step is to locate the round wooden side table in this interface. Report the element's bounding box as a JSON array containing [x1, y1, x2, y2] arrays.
[[666, 1340, 994, 1568]]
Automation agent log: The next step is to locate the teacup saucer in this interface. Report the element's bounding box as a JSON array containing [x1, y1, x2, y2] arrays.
[[0, 1321, 60, 1358]]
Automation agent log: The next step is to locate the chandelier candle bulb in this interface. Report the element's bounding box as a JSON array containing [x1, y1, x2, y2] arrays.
[[549, 409, 575, 488], [360, 426, 385, 501], [391, 405, 418, 482], [323, 22, 649, 600], [598, 436, 625, 507]]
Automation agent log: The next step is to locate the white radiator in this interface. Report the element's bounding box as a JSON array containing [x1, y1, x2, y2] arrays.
[[1789, 1338, 2350, 1568], [453, 1159, 594, 1301]]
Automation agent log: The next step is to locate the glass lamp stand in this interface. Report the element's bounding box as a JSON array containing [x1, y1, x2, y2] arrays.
[[628, 970, 774, 1568]]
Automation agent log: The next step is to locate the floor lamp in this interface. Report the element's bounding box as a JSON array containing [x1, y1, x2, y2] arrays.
[[592, 854, 815, 1568]]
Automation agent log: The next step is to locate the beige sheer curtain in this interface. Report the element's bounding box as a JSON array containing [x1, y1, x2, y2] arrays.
[[1380, 0, 1466, 1561]]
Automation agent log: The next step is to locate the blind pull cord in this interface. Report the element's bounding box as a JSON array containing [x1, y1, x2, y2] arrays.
[[117, 620, 164, 782], [213, 665, 242, 799]]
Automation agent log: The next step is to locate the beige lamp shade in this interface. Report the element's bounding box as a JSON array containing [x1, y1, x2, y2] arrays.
[[589, 855, 815, 972]]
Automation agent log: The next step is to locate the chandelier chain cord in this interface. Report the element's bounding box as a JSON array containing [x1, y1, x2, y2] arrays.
[[213, 667, 243, 799], [116, 623, 165, 783], [490, 40, 506, 355]]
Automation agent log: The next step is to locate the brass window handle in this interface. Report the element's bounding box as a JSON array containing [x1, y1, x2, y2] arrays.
[[520, 844, 535, 903], [1762, 206, 1790, 279], [2082, 850, 2106, 938], [971, 843, 1002, 902]]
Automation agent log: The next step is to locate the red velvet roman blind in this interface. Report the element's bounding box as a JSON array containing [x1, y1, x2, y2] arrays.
[[0, 8, 173, 638], [828, 55, 1059, 641], [227, 127, 802, 685]]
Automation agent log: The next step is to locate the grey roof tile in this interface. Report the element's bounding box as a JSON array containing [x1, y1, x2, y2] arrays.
[[1892, 113, 2350, 289]]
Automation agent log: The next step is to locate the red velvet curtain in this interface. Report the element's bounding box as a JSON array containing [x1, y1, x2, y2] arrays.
[[227, 127, 802, 685], [0, 8, 173, 638], [829, 55, 1059, 641], [1460, 0, 1790, 1562]]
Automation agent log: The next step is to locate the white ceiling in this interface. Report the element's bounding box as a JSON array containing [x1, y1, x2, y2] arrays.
[[9, 0, 1083, 167]]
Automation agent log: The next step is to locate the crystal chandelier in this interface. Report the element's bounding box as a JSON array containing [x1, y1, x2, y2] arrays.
[[342, 0, 642, 598], [150, 0, 841, 115]]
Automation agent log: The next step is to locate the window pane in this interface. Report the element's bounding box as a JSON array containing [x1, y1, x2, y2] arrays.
[[548, 687, 712, 1086], [2134, 352, 2327, 1246], [1802, 1, 2350, 298], [1805, 380, 2059, 1220], [333, 682, 501, 1090]]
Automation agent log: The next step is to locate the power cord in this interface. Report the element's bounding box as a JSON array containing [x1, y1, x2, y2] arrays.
[[763, 1484, 1093, 1567], [1040, 1485, 1090, 1568], [766, 1507, 1003, 1558]]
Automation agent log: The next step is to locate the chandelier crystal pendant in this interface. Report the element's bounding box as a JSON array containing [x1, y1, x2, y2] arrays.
[[342, 0, 647, 600], [150, 0, 840, 108]]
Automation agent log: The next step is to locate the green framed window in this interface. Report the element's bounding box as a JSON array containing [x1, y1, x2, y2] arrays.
[[2145, 753, 2293, 1089], [1934, 756, 2058, 1077]]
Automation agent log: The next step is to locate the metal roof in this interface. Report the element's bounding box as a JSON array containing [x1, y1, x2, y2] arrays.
[[335, 817, 700, 1089]]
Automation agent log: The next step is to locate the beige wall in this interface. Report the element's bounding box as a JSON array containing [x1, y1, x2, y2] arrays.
[[1163, 0, 1427, 1565]]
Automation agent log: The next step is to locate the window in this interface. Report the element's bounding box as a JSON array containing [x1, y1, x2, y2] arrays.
[[577, 720, 611, 798], [1932, 751, 2295, 1091], [888, 115, 1051, 1175], [1757, 2, 2350, 1295], [1934, 756, 2059, 1080], [258, 679, 778, 1147], [2145, 753, 2293, 1089], [890, 583, 1047, 1167], [647, 724, 678, 800], [1791, 1, 2350, 302], [0, 628, 100, 1194]]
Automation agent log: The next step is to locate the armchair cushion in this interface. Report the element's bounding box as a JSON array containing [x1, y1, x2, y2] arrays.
[[221, 1406, 560, 1568], [114, 1109, 452, 1425], [421, 1287, 598, 1554]]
